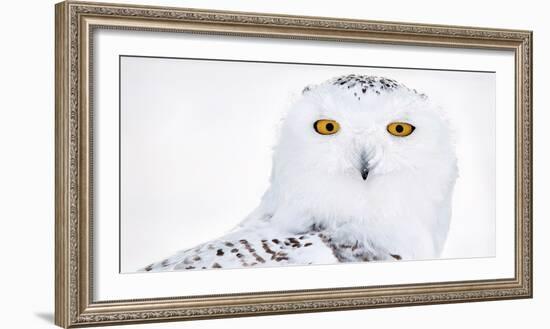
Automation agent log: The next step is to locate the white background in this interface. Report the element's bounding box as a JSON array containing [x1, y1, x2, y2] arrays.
[[121, 56, 496, 272], [0, 0, 546, 328]]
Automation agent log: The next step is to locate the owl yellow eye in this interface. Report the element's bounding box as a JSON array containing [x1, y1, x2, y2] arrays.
[[387, 122, 415, 137], [314, 119, 340, 135]]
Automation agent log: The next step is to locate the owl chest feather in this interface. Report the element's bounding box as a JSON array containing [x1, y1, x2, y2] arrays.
[[269, 170, 453, 260]]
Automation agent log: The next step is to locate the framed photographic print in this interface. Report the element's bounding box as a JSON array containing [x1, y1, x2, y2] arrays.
[[55, 1, 532, 327]]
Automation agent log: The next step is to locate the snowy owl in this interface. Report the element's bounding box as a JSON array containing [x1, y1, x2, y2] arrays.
[[142, 74, 458, 272]]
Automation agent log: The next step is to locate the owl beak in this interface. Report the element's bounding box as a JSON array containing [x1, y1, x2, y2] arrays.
[[359, 152, 370, 180], [360, 165, 369, 181]]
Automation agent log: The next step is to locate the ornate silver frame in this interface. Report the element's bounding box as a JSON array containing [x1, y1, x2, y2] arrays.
[[55, 1, 532, 327]]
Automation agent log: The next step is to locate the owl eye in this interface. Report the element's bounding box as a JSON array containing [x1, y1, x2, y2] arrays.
[[387, 122, 415, 137], [314, 119, 340, 135]]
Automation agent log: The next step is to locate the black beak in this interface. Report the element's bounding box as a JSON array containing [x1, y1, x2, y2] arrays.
[[361, 166, 369, 181], [359, 152, 370, 181]]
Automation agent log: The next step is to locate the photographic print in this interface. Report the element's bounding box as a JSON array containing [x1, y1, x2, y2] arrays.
[[55, 2, 531, 326], [120, 56, 496, 273]]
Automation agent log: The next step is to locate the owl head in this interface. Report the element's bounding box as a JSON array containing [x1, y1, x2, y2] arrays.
[[269, 75, 458, 247], [273, 74, 456, 181]]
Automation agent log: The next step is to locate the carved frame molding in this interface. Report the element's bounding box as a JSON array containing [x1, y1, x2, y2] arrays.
[[55, 1, 532, 327]]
